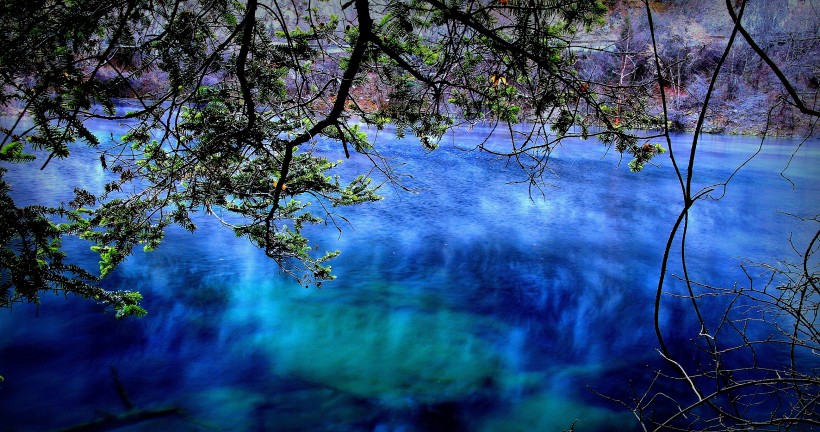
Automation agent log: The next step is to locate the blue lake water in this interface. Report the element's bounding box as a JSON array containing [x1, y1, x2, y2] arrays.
[[1, 118, 818, 431]]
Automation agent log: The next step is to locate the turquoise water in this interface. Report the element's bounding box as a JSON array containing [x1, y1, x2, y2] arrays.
[[1, 120, 818, 431]]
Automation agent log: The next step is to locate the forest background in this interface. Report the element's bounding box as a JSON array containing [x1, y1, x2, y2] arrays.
[[37, 0, 816, 136]]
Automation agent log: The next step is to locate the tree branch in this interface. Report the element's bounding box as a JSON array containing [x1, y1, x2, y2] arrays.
[[264, 0, 374, 240], [236, 0, 259, 132], [725, 0, 820, 117]]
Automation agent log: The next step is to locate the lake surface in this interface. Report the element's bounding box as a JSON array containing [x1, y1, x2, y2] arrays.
[[1, 117, 818, 431]]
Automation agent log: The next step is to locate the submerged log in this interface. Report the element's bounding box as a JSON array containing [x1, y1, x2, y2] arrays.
[[52, 368, 184, 432], [54, 407, 184, 432]]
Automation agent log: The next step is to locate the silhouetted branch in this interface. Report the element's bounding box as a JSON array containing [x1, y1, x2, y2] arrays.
[[725, 0, 820, 118]]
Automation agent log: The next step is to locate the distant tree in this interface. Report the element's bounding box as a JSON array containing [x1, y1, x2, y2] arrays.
[[1, 0, 663, 316]]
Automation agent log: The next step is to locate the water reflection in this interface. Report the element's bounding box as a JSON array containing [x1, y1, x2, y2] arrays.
[[1, 119, 818, 430]]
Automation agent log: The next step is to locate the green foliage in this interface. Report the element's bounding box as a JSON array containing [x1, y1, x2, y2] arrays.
[[628, 143, 666, 172], [0, 0, 639, 317], [552, 109, 578, 137], [0, 142, 35, 163], [0, 169, 145, 317], [114, 292, 147, 319]]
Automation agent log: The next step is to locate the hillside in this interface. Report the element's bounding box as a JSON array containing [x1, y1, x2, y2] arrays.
[[576, 0, 818, 134]]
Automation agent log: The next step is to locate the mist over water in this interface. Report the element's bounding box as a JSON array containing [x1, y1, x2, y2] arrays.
[[1, 118, 818, 431]]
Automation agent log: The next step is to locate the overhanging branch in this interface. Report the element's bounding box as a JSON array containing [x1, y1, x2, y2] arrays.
[[264, 0, 375, 240], [726, 0, 820, 118]]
